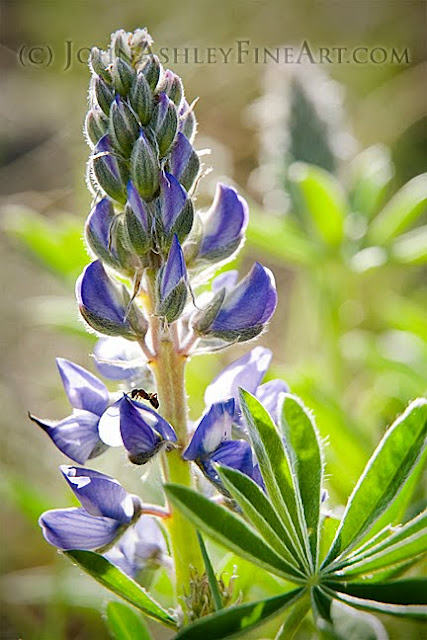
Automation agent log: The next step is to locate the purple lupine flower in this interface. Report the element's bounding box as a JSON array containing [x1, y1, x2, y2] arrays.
[[158, 172, 193, 245], [204, 346, 289, 425], [98, 395, 177, 463], [93, 336, 148, 381], [39, 466, 141, 551], [29, 358, 109, 464], [183, 399, 257, 490], [104, 515, 169, 578], [156, 234, 188, 322], [76, 260, 146, 339], [197, 184, 248, 264], [194, 263, 277, 343], [120, 395, 177, 464]]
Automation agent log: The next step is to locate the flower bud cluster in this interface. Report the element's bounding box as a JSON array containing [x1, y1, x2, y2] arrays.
[[79, 28, 276, 348]]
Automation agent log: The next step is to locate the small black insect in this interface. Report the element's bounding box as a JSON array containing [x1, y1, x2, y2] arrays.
[[130, 388, 160, 409]]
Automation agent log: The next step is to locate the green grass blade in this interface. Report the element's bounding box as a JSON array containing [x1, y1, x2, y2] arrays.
[[281, 394, 323, 568], [64, 550, 176, 628], [164, 484, 303, 583], [323, 398, 427, 567], [105, 601, 152, 639], [174, 588, 304, 639]]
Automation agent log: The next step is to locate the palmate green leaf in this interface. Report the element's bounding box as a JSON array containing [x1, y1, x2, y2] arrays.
[[64, 551, 176, 628], [281, 394, 323, 567], [217, 465, 304, 575], [174, 587, 304, 639], [325, 577, 427, 606], [239, 390, 311, 572], [322, 398, 427, 567], [105, 601, 152, 640], [323, 581, 427, 619], [164, 484, 303, 583], [288, 162, 346, 246], [368, 173, 427, 244]]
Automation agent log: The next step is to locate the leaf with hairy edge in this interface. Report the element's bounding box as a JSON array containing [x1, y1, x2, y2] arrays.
[[281, 394, 323, 567], [322, 585, 427, 620], [338, 510, 427, 569], [105, 601, 152, 640], [323, 399, 427, 567], [337, 529, 427, 577], [239, 390, 311, 571], [217, 465, 305, 575], [164, 484, 303, 583], [64, 551, 176, 628], [325, 578, 427, 606], [174, 588, 304, 639]]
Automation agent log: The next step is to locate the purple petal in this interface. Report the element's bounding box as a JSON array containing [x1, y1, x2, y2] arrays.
[[199, 184, 248, 260], [211, 270, 239, 294], [120, 396, 177, 463], [61, 465, 135, 524], [30, 410, 104, 465], [127, 180, 149, 232], [256, 380, 289, 425], [95, 135, 122, 183], [204, 347, 272, 407], [93, 337, 146, 381], [85, 198, 119, 262], [76, 260, 133, 335], [56, 358, 109, 416], [183, 399, 235, 460], [39, 507, 121, 550], [160, 234, 187, 300], [169, 132, 193, 182], [104, 515, 167, 577], [211, 263, 277, 331], [159, 172, 188, 233], [211, 440, 254, 476]]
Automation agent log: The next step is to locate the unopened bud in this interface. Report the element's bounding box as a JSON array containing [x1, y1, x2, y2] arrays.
[[130, 72, 153, 125], [89, 47, 112, 82], [153, 93, 178, 158], [156, 235, 188, 323], [125, 181, 151, 255], [85, 109, 108, 147], [94, 77, 115, 115], [169, 132, 200, 192], [111, 30, 132, 64], [179, 100, 198, 143], [130, 132, 160, 200], [92, 135, 128, 204], [139, 54, 161, 91], [109, 96, 139, 156], [158, 70, 184, 107], [110, 57, 135, 96]]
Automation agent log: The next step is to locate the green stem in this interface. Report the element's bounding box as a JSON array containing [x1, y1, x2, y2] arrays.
[[143, 270, 203, 610]]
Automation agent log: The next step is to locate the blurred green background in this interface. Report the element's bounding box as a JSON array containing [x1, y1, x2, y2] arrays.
[[1, 0, 426, 638]]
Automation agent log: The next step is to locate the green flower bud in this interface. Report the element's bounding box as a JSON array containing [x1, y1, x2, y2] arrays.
[[111, 30, 132, 64], [109, 96, 139, 156], [158, 70, 184, 107], [130, 132, 160, 200], [130, 72, 153, 125], [125, 203, 150, 256], [92, 135, 128, 204], [85, 109, 108, 147], [111, 57, 135, 96], [89, 47, 112, 82], [153, 94, 178, 158], [94, 77, 115, 115], [139, 54, 161, 92]]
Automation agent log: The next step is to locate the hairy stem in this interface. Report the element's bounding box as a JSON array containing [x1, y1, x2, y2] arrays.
[[142, 269, 203, 610]]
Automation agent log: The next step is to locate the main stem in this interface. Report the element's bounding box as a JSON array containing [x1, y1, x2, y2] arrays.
[[142, 270, 203, 609]]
